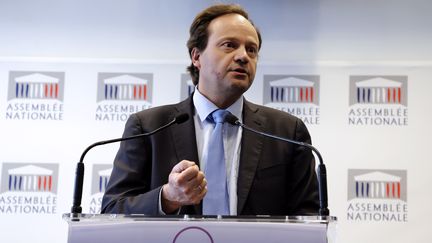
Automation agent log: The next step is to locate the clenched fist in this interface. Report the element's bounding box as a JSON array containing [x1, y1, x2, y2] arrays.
[[161, 160, 207, 213]]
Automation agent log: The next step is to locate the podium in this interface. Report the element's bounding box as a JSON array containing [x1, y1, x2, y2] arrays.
[[63, 214, 337, 243]]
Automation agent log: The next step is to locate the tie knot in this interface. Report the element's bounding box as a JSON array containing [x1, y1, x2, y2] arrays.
[[210, 109, 229, 124]]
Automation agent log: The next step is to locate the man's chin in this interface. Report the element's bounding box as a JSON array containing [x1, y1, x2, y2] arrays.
[[230, 79, 253, 93]]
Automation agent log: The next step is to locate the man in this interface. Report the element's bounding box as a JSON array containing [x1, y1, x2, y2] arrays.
[[101, 4, 319, 216]]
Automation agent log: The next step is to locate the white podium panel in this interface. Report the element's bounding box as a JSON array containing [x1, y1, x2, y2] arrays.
[[64, 214, 337, 243]]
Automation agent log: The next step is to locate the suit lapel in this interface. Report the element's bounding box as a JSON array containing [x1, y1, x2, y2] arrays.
[[170, 96, 199, 163], [237, 100, 265, 214], [170, 96, 202, 214]]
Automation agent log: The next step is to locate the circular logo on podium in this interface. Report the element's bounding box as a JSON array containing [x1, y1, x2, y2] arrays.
[[173, 226, 214, 243]]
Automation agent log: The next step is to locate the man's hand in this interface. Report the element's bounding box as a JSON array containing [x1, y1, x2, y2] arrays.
[[161, 160, 207, 213]]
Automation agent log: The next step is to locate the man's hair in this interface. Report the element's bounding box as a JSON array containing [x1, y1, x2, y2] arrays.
[[186, 4, 262, 85]]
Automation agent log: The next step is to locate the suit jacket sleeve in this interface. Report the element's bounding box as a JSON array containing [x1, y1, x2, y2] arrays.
[[100, 97, 199, 215], [288, 118, 320, 215], [101, 113, 162, 215]]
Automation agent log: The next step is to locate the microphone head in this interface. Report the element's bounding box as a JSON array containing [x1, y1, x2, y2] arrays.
[[175, 113, 189, 124], [225, 113, 239, 125]]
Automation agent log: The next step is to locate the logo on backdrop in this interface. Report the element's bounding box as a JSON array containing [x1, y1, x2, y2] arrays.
[[5, 71, 65, 120], [347, 169, 407, 222], [180, 73, 195, 100], [263, 75, 320, 125], [88, 164, 112, 213], [348, 76, 408, 126], [0, 163, 59, 214], [95, 73, 153, 122]]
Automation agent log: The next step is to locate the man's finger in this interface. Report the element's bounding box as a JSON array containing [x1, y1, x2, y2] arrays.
[[177, 165, 200, 184], [172, 160, 196, 173]]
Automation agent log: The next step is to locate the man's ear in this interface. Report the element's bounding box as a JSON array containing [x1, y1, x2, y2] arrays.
[[191, 48, 201, 70]]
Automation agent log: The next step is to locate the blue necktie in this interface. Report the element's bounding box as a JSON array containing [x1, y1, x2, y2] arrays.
[[203, 109, 230, 215]]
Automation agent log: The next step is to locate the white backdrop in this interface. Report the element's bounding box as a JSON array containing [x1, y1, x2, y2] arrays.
[[0, 60, 431, 243], [1, 1, 432, 243]]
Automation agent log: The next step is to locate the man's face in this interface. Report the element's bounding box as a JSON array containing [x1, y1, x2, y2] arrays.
[[192, 13, 260, 107]]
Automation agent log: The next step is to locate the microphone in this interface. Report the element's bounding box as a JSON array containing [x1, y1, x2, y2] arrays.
[[71, 113, 189, 216], [225, 114, 329, 216]]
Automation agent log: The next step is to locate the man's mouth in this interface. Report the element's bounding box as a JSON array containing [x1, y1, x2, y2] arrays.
[[231, 68, 248, 74]]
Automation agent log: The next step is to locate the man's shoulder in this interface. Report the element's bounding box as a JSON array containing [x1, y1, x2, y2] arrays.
[[135, 103, 177, 117], [244, 100, 310, 137], [245, 100, 300, 122], [131, 98, 192, 124]]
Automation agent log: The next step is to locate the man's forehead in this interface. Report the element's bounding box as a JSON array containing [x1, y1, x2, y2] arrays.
[[208, 13, 259, 43]]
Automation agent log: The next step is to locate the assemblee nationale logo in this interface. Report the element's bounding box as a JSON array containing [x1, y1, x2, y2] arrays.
[[348, 76, 408, 126], [5, 71, 65, 121], [263, 75, 320, 125], [95, 73, 153, 122], [88, 164, 112, 214], [0, 163, 59, 214], [347, 169, 407, 222]]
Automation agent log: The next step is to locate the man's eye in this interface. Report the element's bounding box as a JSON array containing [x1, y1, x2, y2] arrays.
[[222, 42, 235, 48], [247, 47, 258, 56]]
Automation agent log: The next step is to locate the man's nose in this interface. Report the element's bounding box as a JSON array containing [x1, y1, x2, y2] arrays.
[[234, 47, 249, 64]]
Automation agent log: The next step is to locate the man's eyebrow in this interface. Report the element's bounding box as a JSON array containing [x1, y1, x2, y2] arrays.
[[217, 36, 258, 45], [217, 36, 238, 42], [246, 40, 259, 47]]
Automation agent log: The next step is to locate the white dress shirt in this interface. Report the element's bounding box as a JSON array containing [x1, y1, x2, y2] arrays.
[[193, 89, 243, 215]]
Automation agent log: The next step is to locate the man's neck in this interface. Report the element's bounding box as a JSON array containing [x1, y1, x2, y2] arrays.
[[196, 88, 243, 109]]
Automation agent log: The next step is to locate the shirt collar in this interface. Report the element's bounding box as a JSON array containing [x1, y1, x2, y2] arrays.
[[193, 87, 243, 123]]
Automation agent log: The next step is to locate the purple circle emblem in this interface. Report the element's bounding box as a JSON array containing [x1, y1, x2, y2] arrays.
[[172, 226, 214, 243]]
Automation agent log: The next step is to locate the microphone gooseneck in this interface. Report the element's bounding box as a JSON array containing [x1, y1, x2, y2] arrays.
[[226, 113, 329, 216], [71, 113, 190, 217]]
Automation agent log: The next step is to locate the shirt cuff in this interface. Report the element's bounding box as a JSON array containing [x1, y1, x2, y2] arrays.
[[158, 186, 181, 215]]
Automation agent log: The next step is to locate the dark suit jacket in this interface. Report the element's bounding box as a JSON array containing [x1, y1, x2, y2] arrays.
[[101, 96, 319, 216]]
